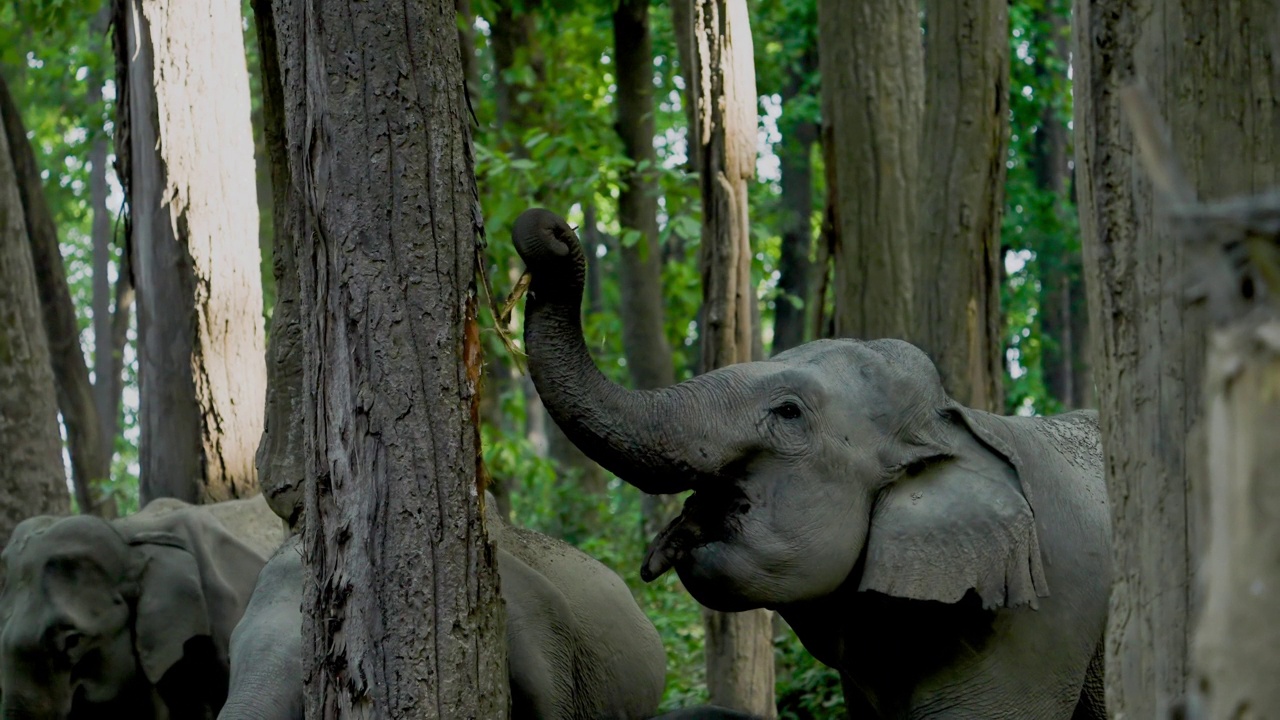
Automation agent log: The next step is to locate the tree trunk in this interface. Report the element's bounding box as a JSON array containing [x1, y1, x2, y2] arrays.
[[0, 74, 115, 517], [614, 0, 680, 538], [248, 0, 304, 529], [0, 95, 69, 544], [1073, 0, 1279, 715], [690, 1, 776, 715], [819, 0, 922, 341], [915, 0, 1007, 412], [269, 0, 508, 715], [123, 0, 267, 505], [772, 70, 816, 355]]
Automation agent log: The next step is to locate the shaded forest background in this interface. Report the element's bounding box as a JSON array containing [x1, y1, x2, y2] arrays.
[[2, 0, 1084, 715]]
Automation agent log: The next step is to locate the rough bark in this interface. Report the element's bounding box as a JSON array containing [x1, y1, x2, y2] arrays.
[[614, 0, 680, 537], [690, 2, 776, 715], [123, 0, 267, 505], [819, 0, 922, 341], [771, 69, 816, 355], [1073, 0, 1279, 715], [0, 74, 115, 517], [0, 99, 69, 545], [270, 0, 509, 715], [249, 0, 304, 529], [915, 0, 1007, 412]]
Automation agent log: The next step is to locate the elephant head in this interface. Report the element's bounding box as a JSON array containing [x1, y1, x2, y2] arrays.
[[0, 503, 267, 718], [512, 208, 1048, 614]]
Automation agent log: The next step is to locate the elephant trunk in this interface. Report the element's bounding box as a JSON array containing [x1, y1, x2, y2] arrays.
[[513, 209, 741, 494]]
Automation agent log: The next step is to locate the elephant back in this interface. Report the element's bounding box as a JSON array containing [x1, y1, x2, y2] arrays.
[[487, 507, 666, 719]]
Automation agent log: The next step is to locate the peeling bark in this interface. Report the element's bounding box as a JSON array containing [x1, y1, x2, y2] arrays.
[[691, 1, 776, 715], [0, 92, 69, 544], [123, 0, 267, 505], [268, 0, 509, 715]]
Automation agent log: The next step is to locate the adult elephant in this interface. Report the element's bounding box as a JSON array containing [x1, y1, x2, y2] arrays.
[[0, 496, 277, 718], [220, 495, 667, 720], [511, 208, 1112, 720]]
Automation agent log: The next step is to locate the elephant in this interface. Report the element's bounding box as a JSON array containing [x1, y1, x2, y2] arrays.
[[0, 495, 279, 719], [509, 208, 1113, 719], [221, 494, 668, 720]]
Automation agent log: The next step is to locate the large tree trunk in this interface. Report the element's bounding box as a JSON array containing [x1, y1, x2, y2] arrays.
[[123, 0, 267, 505], [0, 94, 69, 544], [691, 1, 776, 715], [1073, 1, 1279, 715], [248, 0, 304, 529], [819, 0, 921, 341], [914, 0, 1007, 412], [269, 0, 509, 715], [614, 0, 680, 538], [0, 74, 115, 517]]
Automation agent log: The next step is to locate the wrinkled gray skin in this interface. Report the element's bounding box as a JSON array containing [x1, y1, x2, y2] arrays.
[[0, 496, 275, 719], [511, 208, 1113, 720], [220, 497, 667, 720]]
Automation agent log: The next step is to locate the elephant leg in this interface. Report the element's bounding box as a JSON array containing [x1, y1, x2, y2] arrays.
[[1071, 640, 1106, 720]]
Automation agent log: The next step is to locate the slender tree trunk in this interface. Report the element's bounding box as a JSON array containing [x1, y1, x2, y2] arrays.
[[691, 2, 776, 715], [0, 75, 114, 517], [123, 0, 266, 505], [915, 0, 1007, 412], [248, 0, 304, 529], [819, 0, 921, 341], [268, 0, 509, 715], [772, 67, 816, 355], [456, 0, 479, 109], [1073, 0, 1279, 715], [0, 97, 69, 543], [614, 0, 680, 538]]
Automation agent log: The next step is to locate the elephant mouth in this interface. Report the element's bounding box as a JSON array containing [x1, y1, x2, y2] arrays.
[[639, 483, 749, 582]]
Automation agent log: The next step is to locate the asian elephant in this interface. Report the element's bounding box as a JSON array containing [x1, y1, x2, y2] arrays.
[[221, 495, 667, 720], [0, 496, 277, 719], [510, 208, 1113, 719]]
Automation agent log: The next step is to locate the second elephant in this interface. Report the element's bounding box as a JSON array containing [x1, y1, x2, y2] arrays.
[[220, 498, 667, 720]]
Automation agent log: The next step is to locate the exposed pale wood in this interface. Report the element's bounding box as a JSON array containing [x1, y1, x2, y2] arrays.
[[125, 0, 266, 504], [690, 1, 776, 715]]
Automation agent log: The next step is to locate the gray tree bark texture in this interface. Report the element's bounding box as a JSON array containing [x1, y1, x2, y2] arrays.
[[124, 0, 266, 506], [1073, 1, 1279, 715], [0, 75, 115, 517], [0, 100, 69, 545], [818, 0, 921, 341], [915, 0, 1008, 412], [249, 0, 304, 529], [268, 0, 509, 716], [691, 1, 777, 715]]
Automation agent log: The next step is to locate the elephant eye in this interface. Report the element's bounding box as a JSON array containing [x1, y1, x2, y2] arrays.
[[771, 401, 803, 420]]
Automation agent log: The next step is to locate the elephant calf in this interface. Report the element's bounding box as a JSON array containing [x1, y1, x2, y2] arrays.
[[221, 497, 668, 720], [511, 208, 1113, 719], [0, 495, 281, 718]]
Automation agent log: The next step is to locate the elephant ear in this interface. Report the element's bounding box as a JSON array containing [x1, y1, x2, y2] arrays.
[[127, 532, 213, 685], [858, 408, 1049, 610]]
